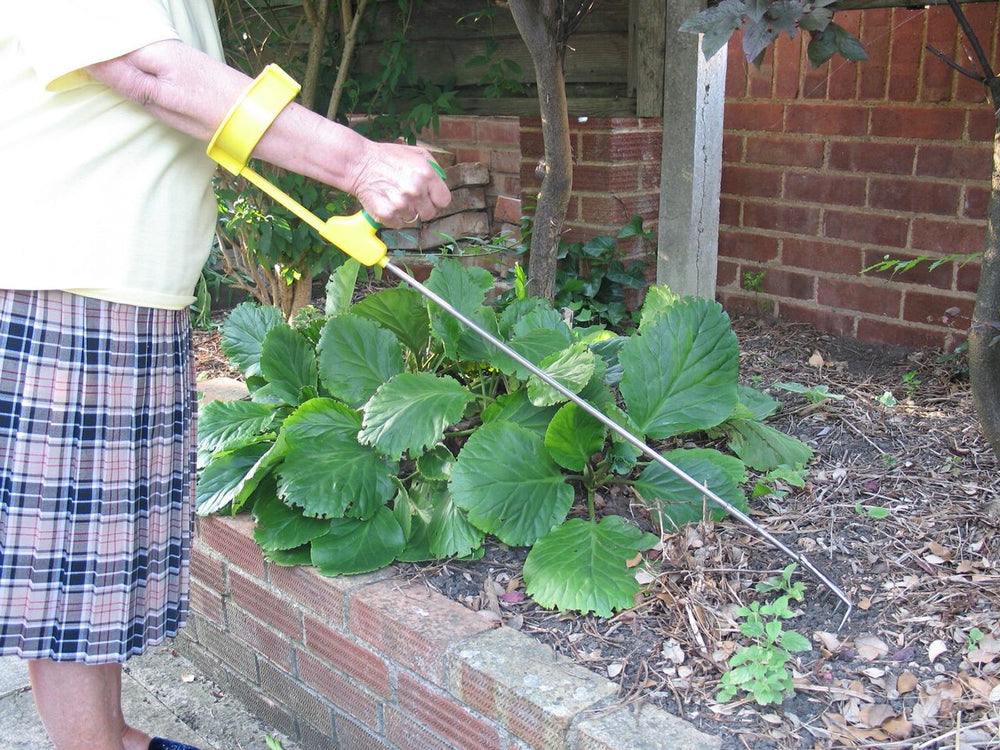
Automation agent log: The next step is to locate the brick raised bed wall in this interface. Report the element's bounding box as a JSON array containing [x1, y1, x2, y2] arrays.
[[177, 515, 720, 750], [717, 4, 999, 349]]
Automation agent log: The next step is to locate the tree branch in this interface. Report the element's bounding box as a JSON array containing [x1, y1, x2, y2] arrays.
[[326, 0, 371, 121]]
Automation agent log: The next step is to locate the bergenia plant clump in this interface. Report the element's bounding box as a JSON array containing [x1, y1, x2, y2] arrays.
[[197, 258, 812, 616]]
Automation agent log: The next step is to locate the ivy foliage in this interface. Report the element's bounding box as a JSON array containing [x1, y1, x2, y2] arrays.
[[198, 259, 813, 617], [680, 0, 867, 67]]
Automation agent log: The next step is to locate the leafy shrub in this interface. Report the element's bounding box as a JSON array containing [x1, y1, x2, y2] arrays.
[[197, 259, 812, 616], [553, 215, 650, 329]]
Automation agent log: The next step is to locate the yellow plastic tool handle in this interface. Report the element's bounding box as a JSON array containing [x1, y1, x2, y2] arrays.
[[206, 64, 389, 266]]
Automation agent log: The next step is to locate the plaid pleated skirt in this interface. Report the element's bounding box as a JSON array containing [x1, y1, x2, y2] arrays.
[[0, 289, 196, 664]]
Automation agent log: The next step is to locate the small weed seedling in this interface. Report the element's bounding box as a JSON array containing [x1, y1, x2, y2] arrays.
[[854, 502, 890, 520], [265, 737, 284, 750], [967, 627, 986, 652], [877, 391, 898, 408], [717, 565, 811, 706], [879, 453, 900, 469], [755, 563, 806, 600], [901, 370, 921, 398], [742, 270, 766, 294], [774, 381, 844, 404]]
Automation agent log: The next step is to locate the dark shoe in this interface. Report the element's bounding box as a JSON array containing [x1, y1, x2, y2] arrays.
[[148, 739, 201, 750]]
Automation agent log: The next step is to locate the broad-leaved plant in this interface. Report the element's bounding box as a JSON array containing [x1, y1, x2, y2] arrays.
[[197, 259, 812, 616]]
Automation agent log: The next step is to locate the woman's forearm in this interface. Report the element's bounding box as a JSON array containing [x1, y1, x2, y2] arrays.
[[86, 39, 450, 225]]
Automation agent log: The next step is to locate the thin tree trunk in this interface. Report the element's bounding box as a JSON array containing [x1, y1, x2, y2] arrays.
[[326, 0, 371, 121], [509, 0, 573, 302], [300, 0, 331, 111], [969, 122, 1000, 456]]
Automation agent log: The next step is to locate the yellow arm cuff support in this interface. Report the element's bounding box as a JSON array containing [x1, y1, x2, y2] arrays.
[[206, 64, 388, 267]]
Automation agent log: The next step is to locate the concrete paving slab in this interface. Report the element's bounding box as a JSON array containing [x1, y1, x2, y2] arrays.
[[0, 645, 305, 750]]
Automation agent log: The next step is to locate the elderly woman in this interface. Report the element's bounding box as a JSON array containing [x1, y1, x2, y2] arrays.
[[1, 3, 450, 749]]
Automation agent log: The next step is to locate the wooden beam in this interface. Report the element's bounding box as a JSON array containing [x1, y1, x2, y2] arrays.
[[631, 0, 668, 117]]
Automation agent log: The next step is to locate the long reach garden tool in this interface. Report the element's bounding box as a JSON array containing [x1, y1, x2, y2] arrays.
[[207, 65, 853, 627]]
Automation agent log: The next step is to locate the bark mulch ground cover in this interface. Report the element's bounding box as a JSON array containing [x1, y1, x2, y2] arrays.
[[194, 314, 1000, 749]]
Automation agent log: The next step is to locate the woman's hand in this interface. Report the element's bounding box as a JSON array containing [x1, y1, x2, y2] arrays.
[[349, 142, 452, 228]]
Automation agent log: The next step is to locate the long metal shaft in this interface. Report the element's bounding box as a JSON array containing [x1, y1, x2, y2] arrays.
[[383, 260, 853, 627]]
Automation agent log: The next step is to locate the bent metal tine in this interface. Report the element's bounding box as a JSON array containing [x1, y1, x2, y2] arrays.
[[382, 261, 853, 629]]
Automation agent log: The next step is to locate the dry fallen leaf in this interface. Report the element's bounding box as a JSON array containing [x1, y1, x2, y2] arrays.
[[855, 635, 890, 661], [925, 541, 953, 560], [928, 639, 948, 663], [661, 638, 686, 665], [814, 631, 842, 654], [858, 703, 898, 729], [897, 671, 919, 695], [808, 350, 826, 367], [883, 715, 913, 739]]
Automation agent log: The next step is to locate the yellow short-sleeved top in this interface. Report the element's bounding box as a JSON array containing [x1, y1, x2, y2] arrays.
[[1, 0, 224, 309]]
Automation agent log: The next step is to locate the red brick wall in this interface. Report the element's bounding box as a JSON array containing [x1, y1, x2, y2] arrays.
[[427, 115, 664, 268], [718, 4, 999, 349], [519, 116, 664, 269], [423, 116, 523, 236]]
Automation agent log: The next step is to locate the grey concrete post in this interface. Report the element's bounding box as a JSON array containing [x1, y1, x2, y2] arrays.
[[657, 0, 727, 299]]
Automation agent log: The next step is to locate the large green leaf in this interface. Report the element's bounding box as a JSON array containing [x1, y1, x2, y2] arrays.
[[679, 0, 746, 60], [425, 259, 494, 357], [197, 400, 277, 455], [196, 440, 272, 515], [252, 493, 332, 551], [738, 385, 781, 420], [221, 302, 284, 377], [633, 448, 748, 530], [395, 480, 483, 561], [523, 516, 659, 617], [451, 421, 574, 546], [276, 398, 396, 519], [352, 286, 430, 357], [359, 372, 473, 459], [264, 544, 313, 567], [310, 506, 405, 574], [497, 298, 553, 338], [456, 307, 505, 364], [230, 436, 288, 514], [721, 419, 813, 472], [527, 345, 597, 407], [481, 391, 559, 437], [494, 327, 573, 380], [620, 297, 738, 438], [260, 324, 318, 405], [416, 444, 456, 481], [325, 259, 360, 317], [316, 314, 404, 407], [544, 403, 606, 472]]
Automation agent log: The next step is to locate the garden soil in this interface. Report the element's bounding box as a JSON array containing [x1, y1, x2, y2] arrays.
[[193, 313, 1000, 750]]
